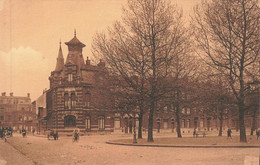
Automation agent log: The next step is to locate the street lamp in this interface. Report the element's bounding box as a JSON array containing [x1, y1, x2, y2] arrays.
[[171, 119, 175, 133], [156, 118, 161, 133]]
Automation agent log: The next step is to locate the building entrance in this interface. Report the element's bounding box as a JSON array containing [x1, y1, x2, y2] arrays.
[[64, 115, 76, 127]]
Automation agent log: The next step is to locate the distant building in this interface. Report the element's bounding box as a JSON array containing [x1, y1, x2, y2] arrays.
[[32, 91, 48, 134], [0, 92, 36, 131]]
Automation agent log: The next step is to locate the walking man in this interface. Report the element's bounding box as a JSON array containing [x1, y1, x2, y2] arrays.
[[227, 128, 232, 139]]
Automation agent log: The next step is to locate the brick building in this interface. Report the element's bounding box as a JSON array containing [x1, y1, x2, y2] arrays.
[[45, 32, 114, 133], [43, 32, 259, 135], [0, 92, 36, 132]]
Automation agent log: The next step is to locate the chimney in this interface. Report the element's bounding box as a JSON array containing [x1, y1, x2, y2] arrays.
[[86, 56, 90, 65], [10, 92, 13, 96], [98, 59, 105, 67], [1, 92, 6, 96], [27, 93, 30, 98]]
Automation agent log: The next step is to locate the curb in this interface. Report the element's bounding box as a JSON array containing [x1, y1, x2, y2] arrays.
[[106, 141, 260, 148]]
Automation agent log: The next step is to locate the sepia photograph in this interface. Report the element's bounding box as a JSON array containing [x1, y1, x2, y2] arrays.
[[0, 0, 259, 164]]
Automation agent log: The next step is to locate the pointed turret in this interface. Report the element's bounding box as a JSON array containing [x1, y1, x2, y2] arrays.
[[55, 41, 64, 71]]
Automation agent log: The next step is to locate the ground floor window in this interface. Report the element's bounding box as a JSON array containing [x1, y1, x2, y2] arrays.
[[182, 119, 185, 128], [163, 119, 168, 129], [187, 119, 190, 128], [200, 120, 204, 128], [114, 118, 120, 129], [85, 116, 91, 129], [135, 119, 139, 129], [64, 115, 76, 127], [98, 116, 105, 130]]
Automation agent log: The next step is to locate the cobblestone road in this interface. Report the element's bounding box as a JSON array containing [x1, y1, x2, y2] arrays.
[[0, 133, 259, 165]]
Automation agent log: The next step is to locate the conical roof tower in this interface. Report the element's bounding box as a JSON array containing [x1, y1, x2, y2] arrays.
[[54, 41, 64, 71]]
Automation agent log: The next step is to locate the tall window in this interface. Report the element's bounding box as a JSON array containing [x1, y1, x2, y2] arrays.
[[163, 119, 168, 129], [181, 108, 185, 114], [85, 116, 91, 129], [186, 108, 191, 114], [114, 118, 120, 129], [98, 116, 105, 130], [182, 119, 185, 128], [68, 74, 73, 82], [71, 93, 76, 108], [85, 93, 91, 107], [200, 120, 204, 128], [64, 93, 69, 109], [187, 119, 190, 128]]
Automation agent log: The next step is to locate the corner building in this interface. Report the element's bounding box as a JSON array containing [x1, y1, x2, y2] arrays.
[[47, 32, 114, 133]]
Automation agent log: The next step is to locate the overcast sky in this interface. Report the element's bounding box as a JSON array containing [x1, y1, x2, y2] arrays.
[[0, 0, 200, 101]]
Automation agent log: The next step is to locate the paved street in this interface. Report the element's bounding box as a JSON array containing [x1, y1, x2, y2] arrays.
[[0, 138, 34, 165], [0, 133, 259, 165]]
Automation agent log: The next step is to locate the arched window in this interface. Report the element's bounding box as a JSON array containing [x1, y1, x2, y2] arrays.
[[64, 115, 76, 127], [71, 93, 76, 108], [64, 93, 69, 109]]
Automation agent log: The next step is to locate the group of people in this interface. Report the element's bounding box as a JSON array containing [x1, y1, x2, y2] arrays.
[[48, 129, 59, 140], [0, 127, 13, 142]]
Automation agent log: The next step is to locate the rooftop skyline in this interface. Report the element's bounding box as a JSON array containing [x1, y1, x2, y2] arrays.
[[0, 0, 199, 100]]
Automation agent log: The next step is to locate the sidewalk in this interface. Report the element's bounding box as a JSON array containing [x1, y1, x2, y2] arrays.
[[106, 135, 260, 148]]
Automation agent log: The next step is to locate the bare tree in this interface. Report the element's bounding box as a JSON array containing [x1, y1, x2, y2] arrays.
[[192, 0, 260, 142], [199, 74, 235, 136], [92, 0, 187, 142]]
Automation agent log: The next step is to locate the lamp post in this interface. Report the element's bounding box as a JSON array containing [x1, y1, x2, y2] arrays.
[[156, 118, 161, 133], [171, 119, 175, 133]]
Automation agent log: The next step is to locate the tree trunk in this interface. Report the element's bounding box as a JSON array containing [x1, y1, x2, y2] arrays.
[[138, 112, 143, 139], [218, 118, 223, 136], [147, 102, 155, 142], [175, 90, 182, 138], [239, 103, 247, 142], [218, 108, 224, 136], [176, 108, 182, 138]]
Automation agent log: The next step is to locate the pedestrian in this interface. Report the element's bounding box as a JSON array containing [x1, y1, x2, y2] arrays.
[[203, 129, 206, 138], [3, 130, 7, 142], [0, 129, 3, 139], [73, 127, 80, 142], [32, 129, 35, 136], [22, 129, 26, 138], [193, 128, 196, 138], [227, 128, 232, 139], [256, 129, 260, 140]]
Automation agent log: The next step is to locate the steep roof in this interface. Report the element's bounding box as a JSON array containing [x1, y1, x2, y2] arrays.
[[54, 42, 64, 71], [65, 31, 85, 48]]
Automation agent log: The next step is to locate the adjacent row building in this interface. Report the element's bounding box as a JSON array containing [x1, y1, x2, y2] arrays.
[[0, 92, 36, 131]]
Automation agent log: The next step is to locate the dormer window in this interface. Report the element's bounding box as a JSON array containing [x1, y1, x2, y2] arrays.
[[68, 74, 73, 82]]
